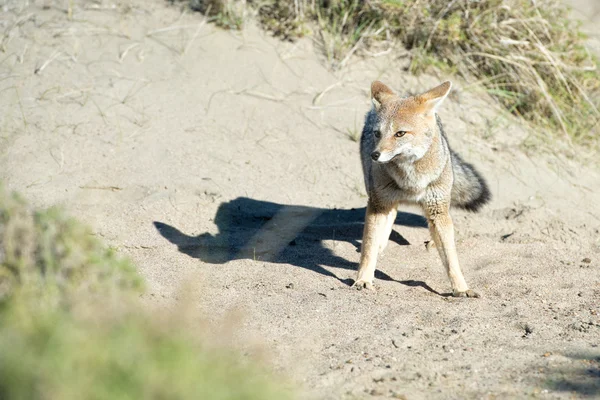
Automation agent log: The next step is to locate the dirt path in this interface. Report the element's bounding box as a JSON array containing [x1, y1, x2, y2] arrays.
[[1, 1, 599, 398], [568, 0, 600, 56]]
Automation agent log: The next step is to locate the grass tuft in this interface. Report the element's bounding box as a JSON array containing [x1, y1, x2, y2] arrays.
[[173, 0, 247, 29]]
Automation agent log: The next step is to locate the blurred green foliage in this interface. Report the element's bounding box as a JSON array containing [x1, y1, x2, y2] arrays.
[[0, 185, 293, 400]]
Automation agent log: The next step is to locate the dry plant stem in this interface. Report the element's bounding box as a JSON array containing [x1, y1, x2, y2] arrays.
[[119, 43, 141, 62], [183, 19, 208, 55], [312, 81, 342, 105], [34, 51, 62, 75]]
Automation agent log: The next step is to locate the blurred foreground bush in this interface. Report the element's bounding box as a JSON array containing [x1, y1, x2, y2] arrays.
[[0, 185, 293, 400]]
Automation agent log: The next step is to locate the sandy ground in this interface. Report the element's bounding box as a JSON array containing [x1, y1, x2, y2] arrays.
[[569, 0, 600, 56], [1, 0, 600, 398]]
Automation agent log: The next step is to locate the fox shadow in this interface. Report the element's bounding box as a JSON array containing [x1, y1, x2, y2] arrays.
[[542, 352, 600, 397], [154, 197, 438, 292]]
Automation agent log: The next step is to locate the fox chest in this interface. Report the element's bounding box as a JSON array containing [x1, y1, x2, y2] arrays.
[[383, 163, 432, 201]]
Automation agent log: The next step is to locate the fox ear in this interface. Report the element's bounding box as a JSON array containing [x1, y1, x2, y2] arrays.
[[417, 81, 452, 114], [371, 81, 394, 110]]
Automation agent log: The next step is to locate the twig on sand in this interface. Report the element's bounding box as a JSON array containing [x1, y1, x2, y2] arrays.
[[79, 186, 123, 192], [89, 97, 108, 124], [312, 81, 342, 105], [15, 86, 28, 131], [34, 51, 62, 75], [183, 19, 208, 55], [119, 43, 141, 63], [146, 24, 200, 36], [238, 90, 287, 102]]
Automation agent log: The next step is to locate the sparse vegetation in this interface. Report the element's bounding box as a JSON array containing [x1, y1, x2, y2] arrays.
[[173, 0, 247, 29], [179, 0, 600, 145], [0, 185, 293, 400], [0, 186, 142, 304]]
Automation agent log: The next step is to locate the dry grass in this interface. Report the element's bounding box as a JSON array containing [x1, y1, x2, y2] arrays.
[[179, 0, 600, 145], [395, 0, 600, 144]]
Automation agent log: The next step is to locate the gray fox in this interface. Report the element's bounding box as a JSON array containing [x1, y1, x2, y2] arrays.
[[354, 81, 490, 297]]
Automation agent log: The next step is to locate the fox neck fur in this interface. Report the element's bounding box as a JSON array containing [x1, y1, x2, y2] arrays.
[[383, 116, 451, 195]]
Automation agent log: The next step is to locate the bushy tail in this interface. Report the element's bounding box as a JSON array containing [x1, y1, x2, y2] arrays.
[[450, 150, 491, 212]]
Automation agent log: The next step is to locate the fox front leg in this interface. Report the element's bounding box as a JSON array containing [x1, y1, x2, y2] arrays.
[[354, 201, 392, 290], [378, 207, 397, 255]]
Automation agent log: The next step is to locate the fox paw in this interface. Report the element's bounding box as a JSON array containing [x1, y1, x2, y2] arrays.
[[425, 240, 436, 251], [452, 289, 480, 298], [352, 280, 374, 291]]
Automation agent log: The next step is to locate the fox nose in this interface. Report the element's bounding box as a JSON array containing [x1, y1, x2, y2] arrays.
[[371, 151, 380, 161]]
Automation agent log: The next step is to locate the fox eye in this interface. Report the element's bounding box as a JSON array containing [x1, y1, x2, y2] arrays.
[[395, 131, 407, 138], [373, 130, 381, 138]]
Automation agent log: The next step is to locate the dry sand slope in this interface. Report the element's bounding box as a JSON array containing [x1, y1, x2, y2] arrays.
[[568, 0, 600, 56], [1, 0, 600, 398]]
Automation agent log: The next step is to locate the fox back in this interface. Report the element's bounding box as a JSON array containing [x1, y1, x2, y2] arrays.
[[360, 81, 490, 211]]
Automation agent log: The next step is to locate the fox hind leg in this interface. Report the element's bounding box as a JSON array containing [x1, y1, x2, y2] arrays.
[[424, 205, 479, 298]]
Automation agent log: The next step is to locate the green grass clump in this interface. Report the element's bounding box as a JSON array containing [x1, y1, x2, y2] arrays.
[[0, 185, 142, 305], [0, 303, 292, 400], [258, 0, 310, 40], [181, 0, 600, 145], [0, 185, 293, 400]]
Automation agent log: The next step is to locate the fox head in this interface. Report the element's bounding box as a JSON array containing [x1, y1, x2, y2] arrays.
[[369, 80, 452, 163]]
